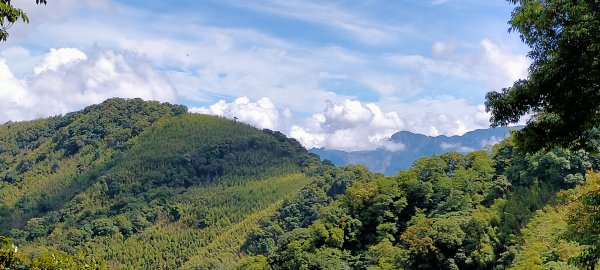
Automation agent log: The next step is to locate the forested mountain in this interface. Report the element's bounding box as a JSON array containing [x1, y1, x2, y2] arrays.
[[1, 98, 599, 270], [311, 127, 519, 175], [0, 98, 317, 269]]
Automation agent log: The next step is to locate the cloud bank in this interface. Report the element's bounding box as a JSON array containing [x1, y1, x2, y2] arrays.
[[0, 46, 510, 152], [0, 47, 176, 123], [192, 97, 493, 152]]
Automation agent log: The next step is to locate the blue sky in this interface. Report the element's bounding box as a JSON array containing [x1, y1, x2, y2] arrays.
[[0, 0, 529, 151]]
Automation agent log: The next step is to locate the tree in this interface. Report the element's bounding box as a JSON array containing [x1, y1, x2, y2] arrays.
[[485, 0, 600, 153], [0, 0, 47, 42], [565, 171, 600, 269], [0, 236, 22, 269]]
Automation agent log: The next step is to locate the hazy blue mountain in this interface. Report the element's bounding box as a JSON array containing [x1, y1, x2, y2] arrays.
[[310, 126, 520, 175]]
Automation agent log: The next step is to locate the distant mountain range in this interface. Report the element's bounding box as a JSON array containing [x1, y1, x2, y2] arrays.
[[310, 126, 521, 175]]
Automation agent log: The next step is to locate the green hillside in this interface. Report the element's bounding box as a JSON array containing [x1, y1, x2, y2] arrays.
[[0, 98, 316, 269], [2, 98, 600, 270], [241, 141, 600, 269]]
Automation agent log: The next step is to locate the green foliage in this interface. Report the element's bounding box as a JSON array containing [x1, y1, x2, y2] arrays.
[[0, 98, 319, 269], [238, 255, 272, 270], [1, 235, 105, 270], [563, 171, 600, 269], [3, 98, 599, 269], [485, 0, 600, 152], [180, 175, 312, 270], [509, 206, 580, 270], [0, 98, 188, 232], [242, 140, 600, 269], [242, 151, 504, 269], [0, 236, 20, 269]]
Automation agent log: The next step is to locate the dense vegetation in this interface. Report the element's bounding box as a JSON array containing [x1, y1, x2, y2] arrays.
[[311, 127, 516, 175], [240, 139, 600, 269], [484, 0, 600, 267], [0, 98, 599, 269], [486, 0, 600, 152], [1, 1, 599, 268], [0, 98, 315, 269]]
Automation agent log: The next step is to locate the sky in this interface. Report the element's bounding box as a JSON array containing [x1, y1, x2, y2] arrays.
[[0, 0, 530, 151]]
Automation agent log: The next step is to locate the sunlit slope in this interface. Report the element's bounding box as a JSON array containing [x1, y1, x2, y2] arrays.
[[80, 174, 312, 270], [0, 98, 316, 269], [0, 98, 188, 230]]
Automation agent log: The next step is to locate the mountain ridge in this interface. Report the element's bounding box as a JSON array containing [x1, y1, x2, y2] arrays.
[[0, 99, 595, 270], [311, 126, 521, 175], [0, 98, 318, 269]]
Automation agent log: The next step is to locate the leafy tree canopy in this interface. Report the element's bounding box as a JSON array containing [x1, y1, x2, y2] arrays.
[[0, 0, 47, 42], [485, 0, 600, 152]]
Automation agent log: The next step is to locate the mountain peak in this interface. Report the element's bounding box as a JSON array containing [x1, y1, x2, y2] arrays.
[[311, 126, 520, 175]]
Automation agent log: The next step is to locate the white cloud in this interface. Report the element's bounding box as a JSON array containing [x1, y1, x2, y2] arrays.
[[34, 48, 87, 74], [3, 1, 529, 120], [0, 46, 41, 76], [289, 98, 494, 151], [478, 39, 529, 88], [0, 60, 34, 122], [189, 97, 284, 130], [289, 125, 326, 149], [0, 47, 177, 123], [388, 39, 529, 91], [290, 99, 406, 151], [440, 142, 476, 153], [376, 97, 491, 137], [480, 136, 505, 147], [382, 141, 406, 152], [322, 100, 374, 131], [0, 1, 530, 152]]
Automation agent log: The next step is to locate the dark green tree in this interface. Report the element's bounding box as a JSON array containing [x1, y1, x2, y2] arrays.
[[486, 1, 600, 268], [0, 0, 47, 41], [485, 0, 600, 152]]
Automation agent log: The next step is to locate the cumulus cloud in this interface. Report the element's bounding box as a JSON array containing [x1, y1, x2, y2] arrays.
[[0, 47, 177, 123], [192, 96, 498, 152], [0, 3, 528, 153], [290, 99, 406, 151], [321, 100, 374, 131], [378, 97, 491, 137], [289, 98, 493, 151], [189, 97, 285, 130], [34, 48, 87, 74]]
